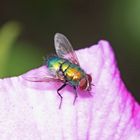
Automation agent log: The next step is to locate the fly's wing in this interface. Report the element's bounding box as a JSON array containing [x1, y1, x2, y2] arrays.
[[23, 68, 61, 83], [54, 33, 80, 66], [23, 76, 61, 83]]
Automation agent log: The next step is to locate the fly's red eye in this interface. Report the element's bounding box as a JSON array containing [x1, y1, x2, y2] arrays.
[[87, 74, 92, 83], [79, 78, 87, 90]]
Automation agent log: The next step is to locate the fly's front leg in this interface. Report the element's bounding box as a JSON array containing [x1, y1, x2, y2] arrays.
[[57, 82, 67, 109]]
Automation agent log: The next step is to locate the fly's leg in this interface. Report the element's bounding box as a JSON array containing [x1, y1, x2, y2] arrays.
[[57, 83, 67, 109], [73, 86, 78, 105]]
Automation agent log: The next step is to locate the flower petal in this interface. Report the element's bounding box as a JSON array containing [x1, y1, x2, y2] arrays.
[[0, 40, 140, 140]]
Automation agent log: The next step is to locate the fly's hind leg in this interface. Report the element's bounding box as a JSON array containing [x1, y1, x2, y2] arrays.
[[57, 83, 67, 109], [73, 86, 78, 105]]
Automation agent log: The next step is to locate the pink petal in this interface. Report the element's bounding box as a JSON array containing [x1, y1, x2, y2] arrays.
[[0, 40, 140, 140]]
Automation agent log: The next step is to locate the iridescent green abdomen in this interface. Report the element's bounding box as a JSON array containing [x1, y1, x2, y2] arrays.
[[47, 56, 86, 86]]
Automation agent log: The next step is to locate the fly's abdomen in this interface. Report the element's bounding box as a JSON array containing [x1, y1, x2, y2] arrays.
[[64, 64, 85, 85]]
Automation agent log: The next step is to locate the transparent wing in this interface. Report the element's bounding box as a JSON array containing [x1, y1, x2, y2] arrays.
[[22, 68, 61, 83], [23, 76, 61, 83], [54, 33, 80, 66]]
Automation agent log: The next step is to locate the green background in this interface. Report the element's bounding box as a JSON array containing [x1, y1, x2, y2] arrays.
[[0, 0, 140, 102]]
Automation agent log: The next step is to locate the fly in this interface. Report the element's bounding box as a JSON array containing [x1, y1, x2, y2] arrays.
[[27, 33, 93, 109]]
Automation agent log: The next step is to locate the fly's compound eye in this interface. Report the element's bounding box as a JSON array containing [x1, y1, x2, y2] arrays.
[[79, 78, 87, 90]]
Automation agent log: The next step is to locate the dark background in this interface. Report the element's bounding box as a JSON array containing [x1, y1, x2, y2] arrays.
[[0, 0, 140, 102]]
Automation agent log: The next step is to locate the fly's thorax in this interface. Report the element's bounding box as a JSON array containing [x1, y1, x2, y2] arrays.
[[47, 56, 65, 72]]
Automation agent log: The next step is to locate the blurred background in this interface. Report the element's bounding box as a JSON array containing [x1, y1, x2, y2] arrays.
[[0, 0, 140, 102]]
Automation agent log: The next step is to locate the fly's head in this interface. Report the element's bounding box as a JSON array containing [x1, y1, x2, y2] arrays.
[[79, 74, 92, 91]]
